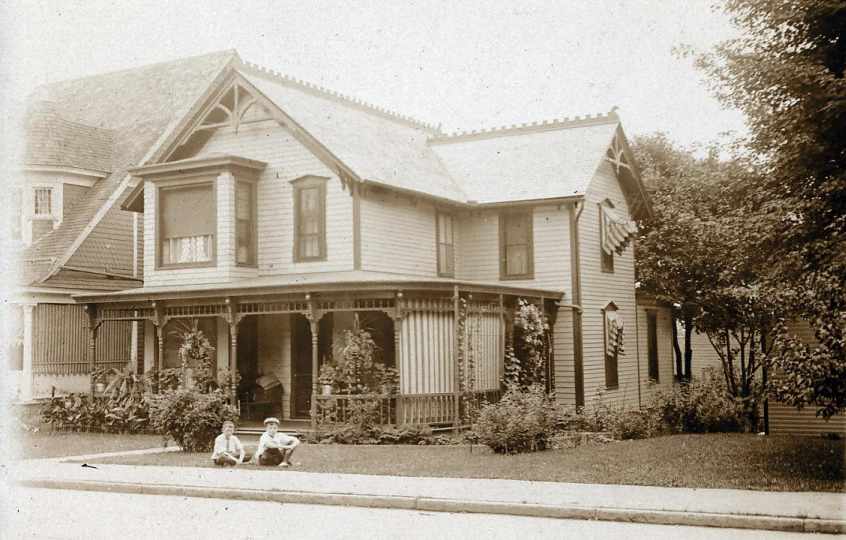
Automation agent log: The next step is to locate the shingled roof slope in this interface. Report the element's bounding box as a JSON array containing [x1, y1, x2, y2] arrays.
[[429, 116, 620, 204], [23, 50, 237, 285], [25, 101, 114, 173], [241, 67, 468, 203]]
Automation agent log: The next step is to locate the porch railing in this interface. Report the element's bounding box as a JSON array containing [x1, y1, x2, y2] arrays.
[[314, 389, 503, 427]]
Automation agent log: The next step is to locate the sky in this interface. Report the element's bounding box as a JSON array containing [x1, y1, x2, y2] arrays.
[[1, 0, 746, 151]]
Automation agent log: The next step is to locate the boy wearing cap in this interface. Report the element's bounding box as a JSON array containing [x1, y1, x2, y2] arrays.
[[211, 420, 247, 466], [256, 417, 300, 467]]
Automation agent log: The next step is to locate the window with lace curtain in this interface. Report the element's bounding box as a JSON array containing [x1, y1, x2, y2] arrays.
[[293, 176, 327, 262], [34, 187, 52, 216], [158, 183, 216, 267]]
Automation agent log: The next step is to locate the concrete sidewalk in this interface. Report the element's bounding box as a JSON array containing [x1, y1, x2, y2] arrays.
[[13, 457, 846, 535]]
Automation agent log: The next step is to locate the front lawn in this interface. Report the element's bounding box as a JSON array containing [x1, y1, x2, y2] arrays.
[[83, 433, 844, 492], [17, 431, 166, 459]]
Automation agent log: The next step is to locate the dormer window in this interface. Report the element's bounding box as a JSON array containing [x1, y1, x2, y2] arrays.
[[292, 176, 327, 262], [236, 181, 256, 266], [158, 182, 216, 267], [34, 187, 52, 216]]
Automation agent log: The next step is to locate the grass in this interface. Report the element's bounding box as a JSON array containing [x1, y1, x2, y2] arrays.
[[83, 433, 844, 492], [17, 430, 166, 459]]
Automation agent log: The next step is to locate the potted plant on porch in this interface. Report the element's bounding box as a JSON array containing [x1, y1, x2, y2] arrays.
[[318, 364, 337, 396]]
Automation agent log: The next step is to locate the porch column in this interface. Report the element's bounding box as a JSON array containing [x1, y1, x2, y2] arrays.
[[155, 327, 165, 393], [390, 292, 404, 424], [20, 304, 35, 401], [308, 317, 320, 431], [229, 323, 239, 406], [453, 285, 461, 429], [306, 295, 324, 432], [85, 304, 99, 397]]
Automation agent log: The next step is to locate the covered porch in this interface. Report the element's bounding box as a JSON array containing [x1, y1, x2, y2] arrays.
[[73, 271, 563, 430]]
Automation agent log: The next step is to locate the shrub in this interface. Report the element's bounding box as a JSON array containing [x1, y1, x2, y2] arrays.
[[41, 394, 107, 432], [148, 389, 238, 451], [652, 368, 744, 433], [472, 384, 560, 454]]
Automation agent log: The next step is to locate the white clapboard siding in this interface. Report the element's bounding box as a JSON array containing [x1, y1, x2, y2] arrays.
[[455, 205, 571, 295], [637, 304, 676, 404], [360, 194, 438, 276], [579, 160, 639, 408], [144, 121, 354, 287], [199, 121, 353, 276], [553, 306, 577, 408]]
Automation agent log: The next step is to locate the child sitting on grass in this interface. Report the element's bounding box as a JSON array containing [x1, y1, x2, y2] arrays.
[[255, 417, 300, 467], [210, 420, 248, 466]]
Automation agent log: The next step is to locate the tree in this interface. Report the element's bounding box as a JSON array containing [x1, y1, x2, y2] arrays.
[[633, 134, 783, 428], [632, 134, 721, 381], [698, 0, 846, 417]]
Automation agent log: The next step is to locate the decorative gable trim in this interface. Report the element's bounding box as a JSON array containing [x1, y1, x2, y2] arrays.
[[603, 126, 653, 221], [159, 69, 361, 192]]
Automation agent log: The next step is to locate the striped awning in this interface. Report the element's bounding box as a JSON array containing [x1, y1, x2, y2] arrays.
[[601, 205, 637, 255]]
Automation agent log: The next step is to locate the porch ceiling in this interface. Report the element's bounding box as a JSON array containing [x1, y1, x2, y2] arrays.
[[71, 270, 564, 304]]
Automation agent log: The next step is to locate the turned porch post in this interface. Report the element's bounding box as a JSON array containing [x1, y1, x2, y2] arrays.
[[390, 292, 404, 424], [453, 285, 461, 429], [229, 323, 239, 405], [306, 295, 324, 433], [84, 304, 99, 397]]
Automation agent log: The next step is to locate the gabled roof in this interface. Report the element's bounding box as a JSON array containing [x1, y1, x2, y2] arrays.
[[429, 114, 621, 204], [240, 65, 468, 202], [25, 101, 114, 173], [22, 50, 238, 286]]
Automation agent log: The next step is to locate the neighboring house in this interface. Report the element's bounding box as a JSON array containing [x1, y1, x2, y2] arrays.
[[9, 51, 238, 401]]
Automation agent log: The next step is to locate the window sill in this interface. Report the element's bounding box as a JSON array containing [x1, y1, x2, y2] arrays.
[[605, 385, 619, 391], [156, 261, 216, 270], [500, 274, 534, 281], [294, 256, 328, 263]]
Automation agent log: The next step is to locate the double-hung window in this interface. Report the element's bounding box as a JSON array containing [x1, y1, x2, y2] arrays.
[[436, 212, 455, 277], [603, 302, 622, 389], [34, 187, 52, 217], [499, 210, 534, 279], [158, 183, 216, 267], [293, 176, 327, 261], [236, 181, 256, 266]]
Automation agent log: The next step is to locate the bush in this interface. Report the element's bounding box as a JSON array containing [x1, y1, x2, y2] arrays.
[[574, 396, 663, 440], [148, 389, 238, 451], [653, 368, 744, 433], [472, 384, 560, 453]]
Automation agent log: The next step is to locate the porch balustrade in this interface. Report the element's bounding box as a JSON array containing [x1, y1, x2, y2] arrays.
[[314, 389, 502, 428]]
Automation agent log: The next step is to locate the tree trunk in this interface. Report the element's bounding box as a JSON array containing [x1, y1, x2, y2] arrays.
[[683, 316, 693, 382], [671, 314, 683, 381]]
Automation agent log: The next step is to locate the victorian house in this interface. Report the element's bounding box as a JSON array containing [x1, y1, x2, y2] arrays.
[[14, 50, 682, 431]]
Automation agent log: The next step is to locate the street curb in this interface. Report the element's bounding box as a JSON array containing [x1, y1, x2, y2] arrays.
[[19, 478, 846, 534]]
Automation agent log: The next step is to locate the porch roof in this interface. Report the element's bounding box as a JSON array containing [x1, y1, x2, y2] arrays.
[[71, 270, 564, 303]]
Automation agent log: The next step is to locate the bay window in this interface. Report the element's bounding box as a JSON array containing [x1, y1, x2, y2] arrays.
[[236, 181, 256, 265]]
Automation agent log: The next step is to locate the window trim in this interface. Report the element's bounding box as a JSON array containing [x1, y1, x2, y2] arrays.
[[603, 302, 620, 390], [498, 209, 534, 280], [156, 180, 218, 270], [235, 180, 258, 268], [436, 211, 455, 277], [33, 187, 53, 217], [292, 175, 328, 263], [647, 310, 660, 382]]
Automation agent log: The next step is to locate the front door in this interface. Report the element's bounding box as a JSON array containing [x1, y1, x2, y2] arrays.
[[290, 314, 332, 418]]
